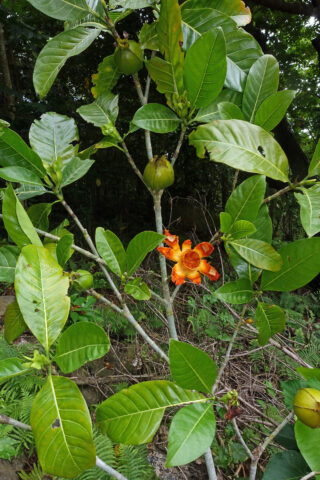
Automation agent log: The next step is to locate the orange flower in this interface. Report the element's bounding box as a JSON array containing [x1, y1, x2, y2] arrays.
[[157, 230, 220, 285]]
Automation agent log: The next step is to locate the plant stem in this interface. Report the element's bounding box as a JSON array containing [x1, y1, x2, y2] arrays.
[[171, 127, 186, 167], [0, 414, 32, 431], [133, 73, 153, 161], [204, 450, 218, 480], [300, 473, 320, 480], [121, 141, 153, 193], [232, 419, 254, 460], [262, 185, 293, 204], [96, 457, 128, 480], [153, 190, 178, 340]]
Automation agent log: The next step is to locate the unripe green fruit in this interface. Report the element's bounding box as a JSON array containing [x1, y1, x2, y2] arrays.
[[114, 40, 143, 75], [143, 156, 174, 191], [293, 388, 320, 429], [75, 270, 93, 290]]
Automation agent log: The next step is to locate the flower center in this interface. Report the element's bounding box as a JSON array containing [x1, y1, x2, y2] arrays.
[[182, 250, 201, 270]]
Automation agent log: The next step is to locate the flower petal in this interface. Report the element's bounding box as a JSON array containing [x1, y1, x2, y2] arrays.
[[164, 230, 180, 249], [199, 259, 220, 281], [186, 270, 202, 284], [172, 263, 186, 285], [194, 242, 214, 258], [157, 246, 180, 262], [181, 239, 192, 252]]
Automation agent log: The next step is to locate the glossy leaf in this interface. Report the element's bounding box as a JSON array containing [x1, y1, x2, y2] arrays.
[[252, 204, 273, 243], [169, 339, 216, 393], [0, 245, 20, 283], [255, 90, 296, 131], [126, 231, 165, 276], [30, 375, 96, 478], [64, 0, 106, 31], [4, 301, 27, 343], [255, 302, 286, 346], [230, 238, 282, 272], [29, 113, 79, 166], [261, 238, 320, 291], [56, 234, 74, 268], [33, 26, 100, 98], [27, 0, 92, 21], [15, 184, 49, 201], [184, 0, 252, 26], [54, 322, 110, 373], [27, 203, 52, 231], [146, 56, 177, 95], [194, 89, 242, 123], [132, 104, 181, 133], [95, 227, 126, 277], [242, 55, 279, 123], [110, 0, 153, 7], [0, 358, 28, 383], [295, 420, 320, 478], [226, 175, 266, 228], [262, 450, 310, 480], [215, 279, 254, 304], [218, 102, 244, 120], [226, 244, 261, 284], [294, 184, 320, 237], [77, 92, 119, 128], [16, 201, 43, 247], [184, 29, 227, 108], [139, 22, 159, 50], [96, 380, 204, 444], [0, 166, 43, 186], [228, 220, 256, 239], [15, 245, 70, 352], [308, 139, 320, 177], [189, 120, 289, 182], [124, 278, 151, 300], [166, 403, 216, 467], [91, 55, 120, 98], [220, 212, 232, 233], [61, 158, 95, 188]]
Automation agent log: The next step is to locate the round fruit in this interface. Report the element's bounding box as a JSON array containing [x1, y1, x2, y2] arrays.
[[293, 388, 320, 428], [114, 40, 143, 75], [143, 156, 174, 191], [75, 269, 93, 290]]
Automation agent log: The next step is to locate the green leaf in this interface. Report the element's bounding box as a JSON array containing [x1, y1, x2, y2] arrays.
[[15, 184, 49, 201], [230, 238, 282, 272], [194, 89, 242, 123], [91, 55, 120, 99], [157, 0, 184, 96], [15, 245, 70, 352], [261, 238, 320, 291], [218, 102, 244, 120], [297, 367, 320, 390], [183, 0, 252, 27], [225, 29, 263, 92], [139, 22, 159, 50], [308, 139, 320, 177], [146, 56, 177, 95], [4, 301, 27, 343], [228, 220, 256, 239], [124, 278, 151, 300], [95, 228, 126, 277], [33, 26, 100, 98], [61, 158, 95, 188], [95, 136, 123, 151], [30, 375, 96, 478], [0, 357, 28, 383], [166, 403, 216, 467], [215, 279, 254, 304], [16, 201, 43, 247], [295, 420, 320, 477], [0, 127, 46, 177], [220, 212, 232, 233], [27, 0, 92, 21], [54, 322, 110, 373], [226, 175, 266, 228], [0, 245, 20, 283], [110, 0, 153, 7], [189, 120, 289, 182], [0, 437, 18, 460], [295, 184, 320, 237], [56, 234, 74, 268], [184, 29, 226, 109], [0, 166, 43, 186], [255, 90, 296, 131], [251, 204, 273, 243], [275, 424, 299, 451], [255, 302, 286, 346], [132, 104, 181, 133], [169, 339, 216, 393], [242, 55, 279, 123], [29, 113, 79, 166], [262, 450, 310, 480], [96, 380, 205, 444], [77, 92, 119, 129], [27, 203, 52, 231], [226, 244, 261, 284], [126, 231, 165, 276]]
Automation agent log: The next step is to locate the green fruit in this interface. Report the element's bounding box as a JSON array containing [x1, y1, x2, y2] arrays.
[[75, 269, 93, 290], [143, 156, 174, 191], [114, 40, 143, 75], [293, 388, 320, 429]]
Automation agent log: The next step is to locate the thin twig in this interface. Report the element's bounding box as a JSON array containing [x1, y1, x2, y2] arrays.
[[300, 473, 320, 480], [171, 127, 186, 167], [232, 419, 254, 460], [0, 414, 32, 430], [121, 141, 153, 193], [262, 185, 293, 204], [204, 449, 218, 480], [96, 457, 128, 480], [132, 73, 153, 161]]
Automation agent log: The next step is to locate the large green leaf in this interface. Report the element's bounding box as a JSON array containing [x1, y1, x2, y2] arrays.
[[61, 158, 95, 187], [77, 93, 119, 129], [30, 375, 96, 478], [255, 302, 286, 346], [215, 279, 254, 304], [194, 88, 242, 123], [0, 166, 43, 186], [252, 204, 273, 243], [166, 403, 216, 467], [4, 301, 27, 344], [27, 0, 92, 21], [308, 139, 320, 177], [33, 26, 100, 98], [225, 29, 263, 92], [242, 55, 279, 123], [295, 420, 320, 479], [184, 29, 226, 108], [255, 90, 296, 131], [230, 238, 282, 272], [262, 450, 310, 480], [124, 278, 151, 300], [56, 234, 74, 268], [15, 245, 70, 352], [186, 0, 252, 26], [139, 21, 159, 51], [226, 244, 261, 284], [0, 245, 20, 283], [91, 55, 120, 98], [217, 101, 244, 120], [95, 227, 126, 277], [189, 120, 289, 182], [132, 104, 181, 133], [228, 220, 256, 239], [126, 231, 165, 276], [146, 56, 177, 96], [169, 339, 216, 394], [157, 0, 184, 96], [29, 113, 79, 166], [0, 357, 28, 383], [27, 203, 52, 231], [96, 380, 205, 444], [15, 184, 49, 201], [110, 0, 152, 7], [294, 184, 320, 237], [54, 322, 110, 373], [0, 127, 46, 177], [261, 238, 320, 291]]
